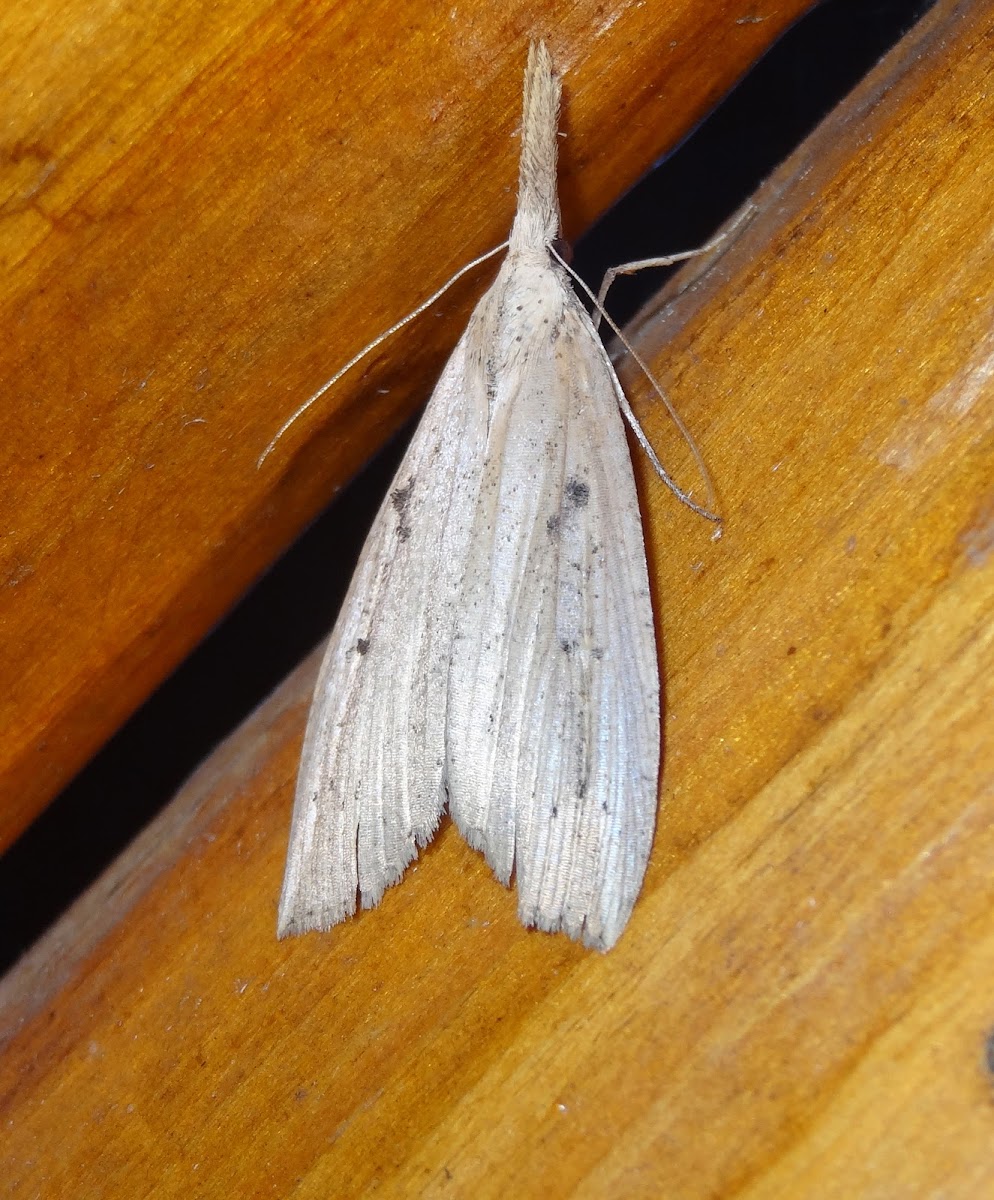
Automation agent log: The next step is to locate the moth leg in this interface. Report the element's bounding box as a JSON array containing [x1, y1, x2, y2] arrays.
[[593, 203, 756, 327]]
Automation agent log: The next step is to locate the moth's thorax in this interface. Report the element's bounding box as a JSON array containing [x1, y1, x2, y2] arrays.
[[489, 248, 570, 357]]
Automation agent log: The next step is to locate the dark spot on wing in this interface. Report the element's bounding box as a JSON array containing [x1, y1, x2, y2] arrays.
[[391, 478, 414, 513], [549, 477, 590, 537], [565, 477, 590, 508], [391, 477, 415, 542], [356, 638, 371, 656]]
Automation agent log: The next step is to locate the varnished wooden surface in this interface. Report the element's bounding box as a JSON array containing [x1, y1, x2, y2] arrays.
[[6, 0, 994, 1196], [0, 0, 811, 851]]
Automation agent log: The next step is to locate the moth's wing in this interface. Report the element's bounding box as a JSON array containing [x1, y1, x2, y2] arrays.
[[447, 282, 660, 950], [278, 328, 488, 937]]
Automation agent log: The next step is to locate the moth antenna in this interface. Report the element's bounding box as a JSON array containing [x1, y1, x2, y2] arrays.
[[257, 240, 510, 467]]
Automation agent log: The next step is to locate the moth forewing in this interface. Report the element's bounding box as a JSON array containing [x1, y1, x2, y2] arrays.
[[446, 270, 659, 950], [277, 330, 489, 936]]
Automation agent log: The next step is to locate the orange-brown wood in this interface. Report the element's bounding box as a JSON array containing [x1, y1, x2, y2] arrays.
[[5, 0, 994, 1195], [0, 0, 811, 851]]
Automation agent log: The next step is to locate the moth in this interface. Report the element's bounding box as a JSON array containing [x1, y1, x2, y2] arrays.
[[278, 41, 703, 950]]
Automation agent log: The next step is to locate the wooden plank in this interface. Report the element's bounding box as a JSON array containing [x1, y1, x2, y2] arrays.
[[0, 0, 811, 851], [5, 0, 994, 1195]]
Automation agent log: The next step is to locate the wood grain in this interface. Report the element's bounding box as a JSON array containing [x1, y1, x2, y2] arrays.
[[5, 0, 994, 1196], [0, 0, 811, 851]]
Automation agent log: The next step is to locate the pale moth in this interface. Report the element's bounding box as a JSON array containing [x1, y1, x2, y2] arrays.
[[277, 41, 715, 950]]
